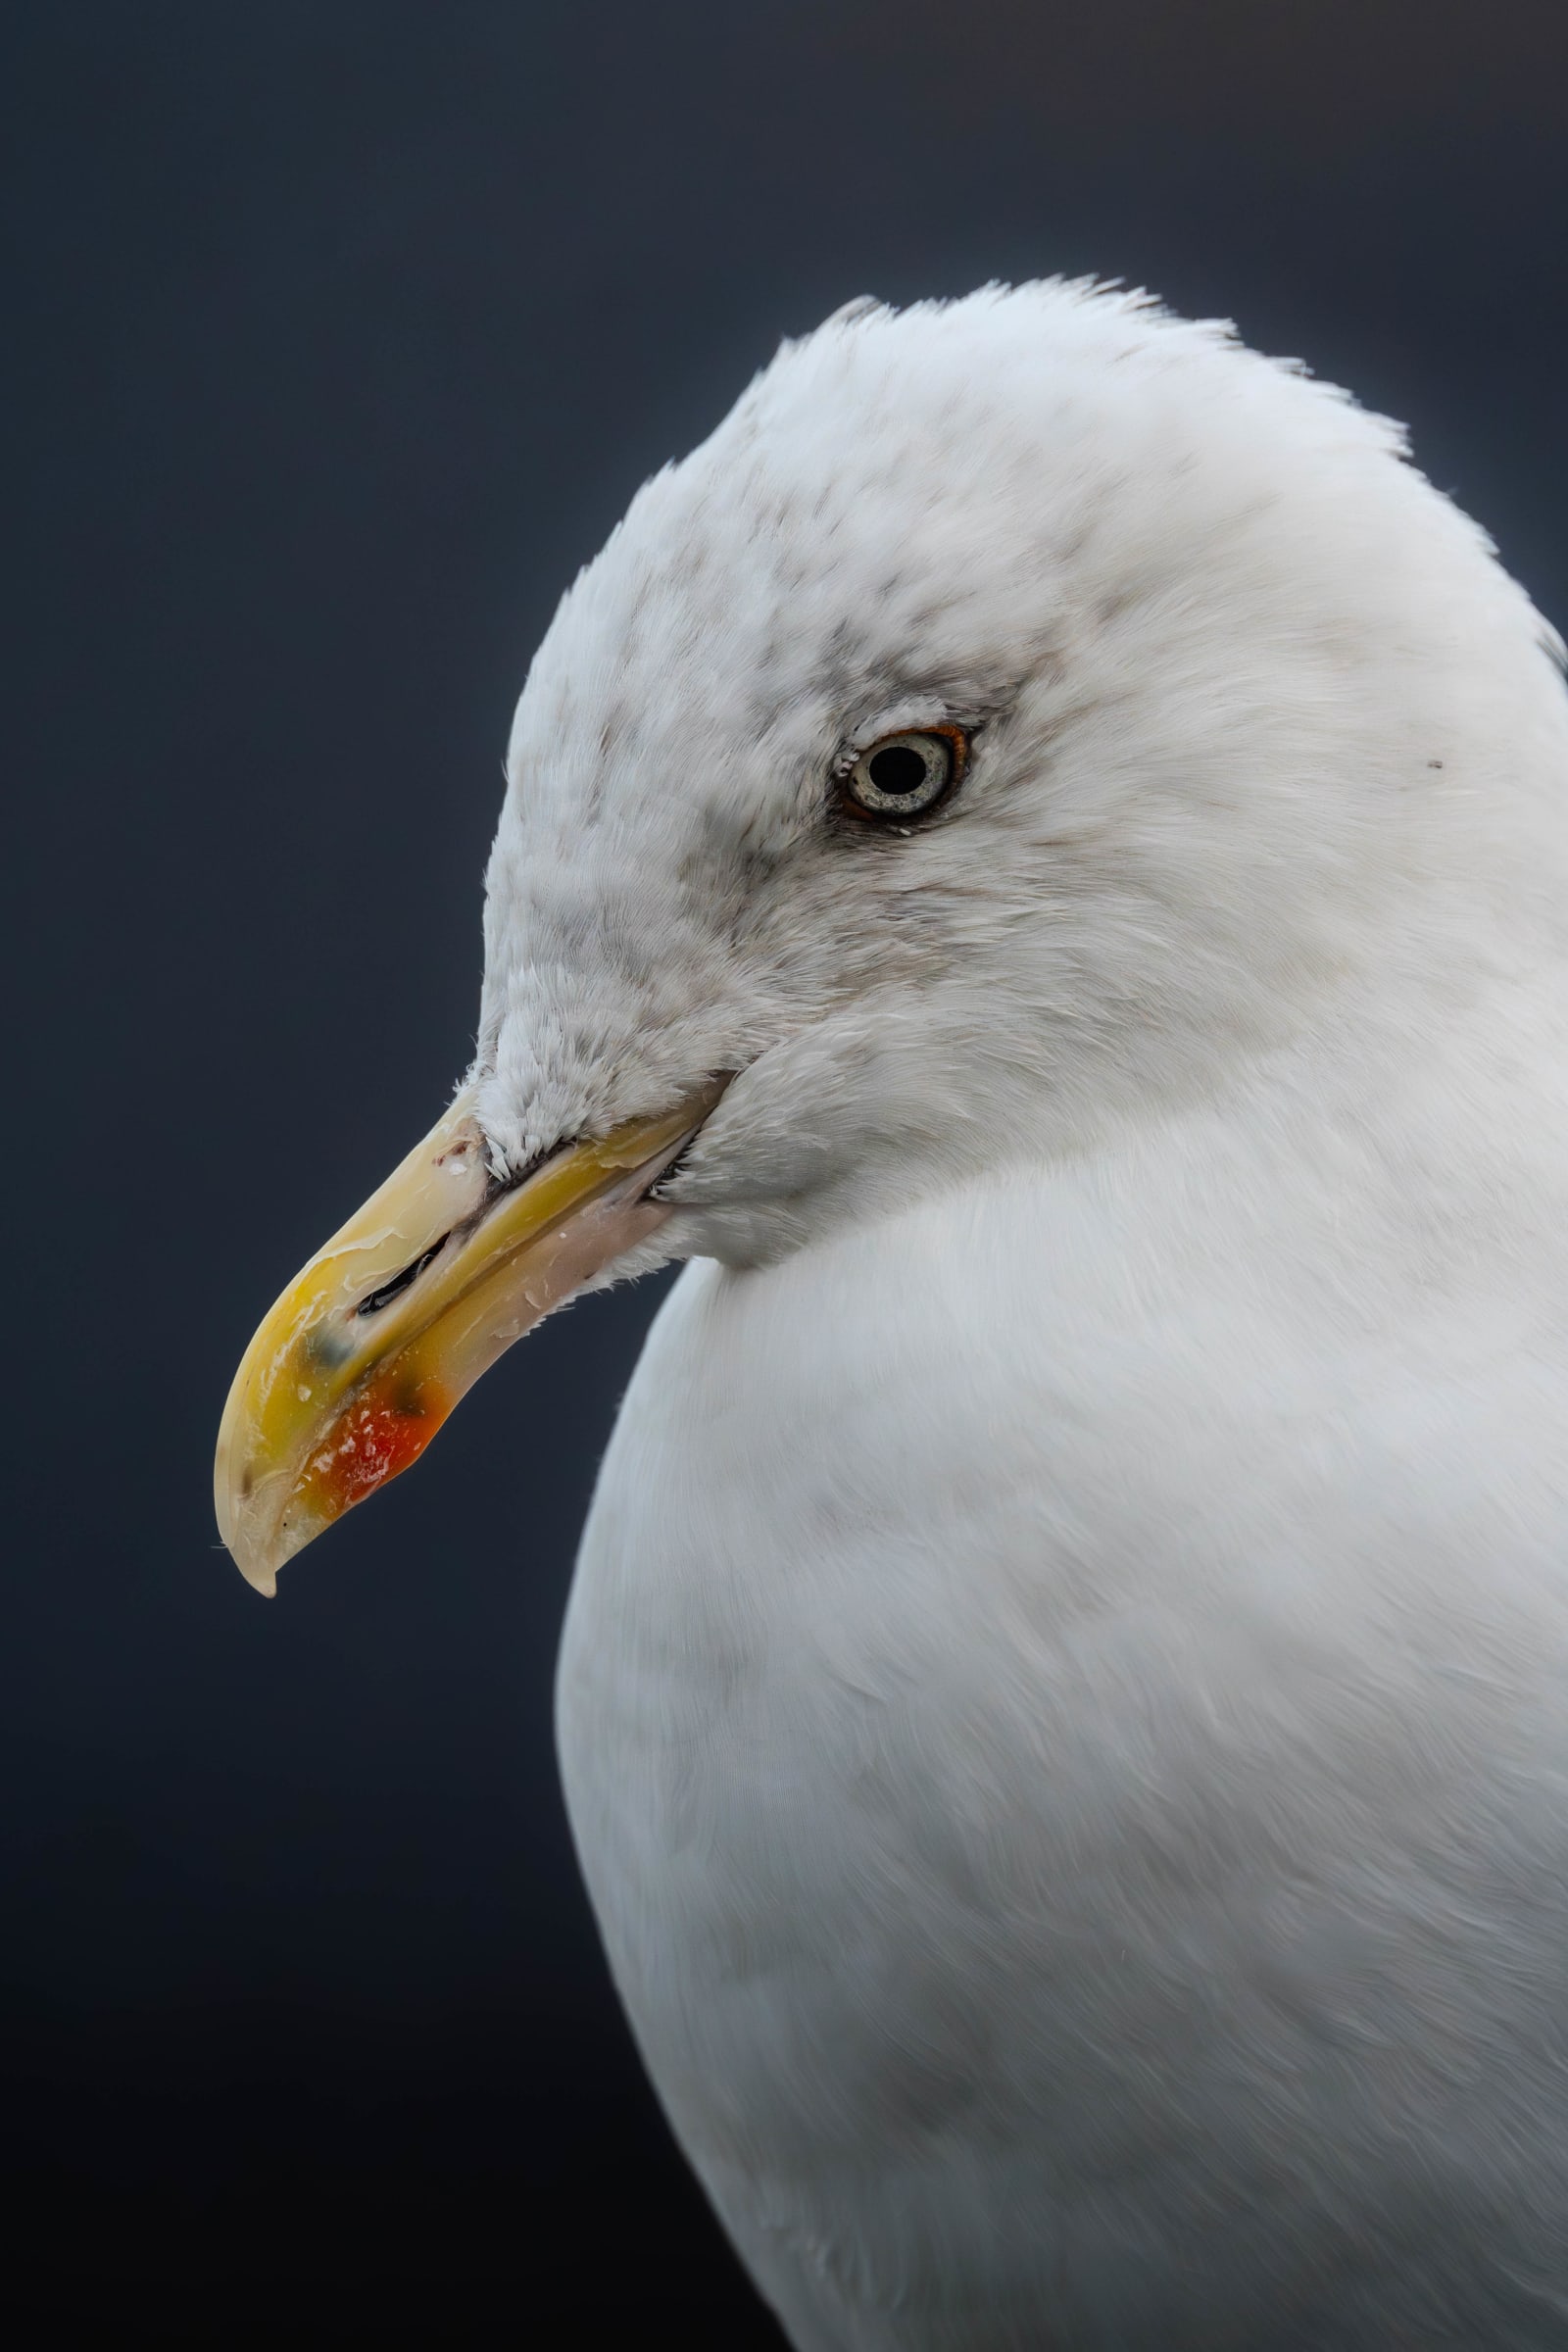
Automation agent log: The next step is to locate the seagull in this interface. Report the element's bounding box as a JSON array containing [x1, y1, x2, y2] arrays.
[[216, 281, 1568, 2347]]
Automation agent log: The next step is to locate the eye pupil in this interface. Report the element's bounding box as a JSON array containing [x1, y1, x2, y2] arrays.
[[866, 743, 930, 797]]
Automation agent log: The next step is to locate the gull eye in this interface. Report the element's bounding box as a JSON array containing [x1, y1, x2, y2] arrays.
[[844, 727, 964, 821]]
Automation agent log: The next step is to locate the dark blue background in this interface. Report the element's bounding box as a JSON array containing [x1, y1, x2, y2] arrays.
[[7, 4, 1567, 2337]]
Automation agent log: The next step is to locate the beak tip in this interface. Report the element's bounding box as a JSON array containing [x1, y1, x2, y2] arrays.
[[223, 1489, 324, 1596], [216, 1444, 311, 1599], [220, 1517, 280, 1596]]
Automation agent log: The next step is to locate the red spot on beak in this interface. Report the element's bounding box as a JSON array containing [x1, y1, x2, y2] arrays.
[[301, 1368, 451, 1518]]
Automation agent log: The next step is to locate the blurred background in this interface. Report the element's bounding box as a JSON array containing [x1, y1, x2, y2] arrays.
[[5, 2, 1567, 2338]]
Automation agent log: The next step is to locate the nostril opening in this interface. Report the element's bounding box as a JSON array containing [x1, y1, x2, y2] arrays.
[[358, 1237, 448, 1317]]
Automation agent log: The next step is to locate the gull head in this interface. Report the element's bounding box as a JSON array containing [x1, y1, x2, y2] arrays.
[[216, 279, 1565, 1589]]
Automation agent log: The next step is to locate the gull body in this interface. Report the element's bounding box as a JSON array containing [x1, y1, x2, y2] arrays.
[[220, 283, 1568, 2343], [564, 1030, 1568, 2347], [542, 292, 1568, 2344]]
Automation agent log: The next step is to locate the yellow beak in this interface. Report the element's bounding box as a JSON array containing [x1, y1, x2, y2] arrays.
[[214, 1083, 715, 1595]]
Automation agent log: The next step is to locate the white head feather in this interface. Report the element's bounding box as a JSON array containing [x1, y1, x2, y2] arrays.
[[473, 279, 1568, 1269]]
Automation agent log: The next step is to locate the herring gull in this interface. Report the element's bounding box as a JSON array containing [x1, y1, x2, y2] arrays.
[[216, 282, 1568, 2347]]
